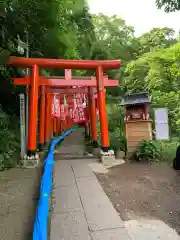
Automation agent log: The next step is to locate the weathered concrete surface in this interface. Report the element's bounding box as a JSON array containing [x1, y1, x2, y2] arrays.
[[124, 219, 180, 240], [71, 160, 95, 178], [53, 186, 82, 213], [76, 176, 124, 231], [53, 161, 76, 187], [0, 167, 41, 240], [51, 211, 91, 240], [50, 159, 130, 240], [90, 228, 132, 240]]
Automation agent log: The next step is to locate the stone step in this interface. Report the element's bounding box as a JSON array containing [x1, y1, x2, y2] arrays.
[[55, 156, 95, 160], [54, 129, 91, 161]]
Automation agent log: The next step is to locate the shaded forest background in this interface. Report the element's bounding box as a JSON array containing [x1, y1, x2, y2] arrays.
[[0, 0, 180, 169]]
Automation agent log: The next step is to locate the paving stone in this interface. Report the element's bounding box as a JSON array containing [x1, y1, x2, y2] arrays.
[[76, 177, 124, 231], [53, 186, 83, 213], [50, 212, 91, 240], [124, 220, 180, 240], [71, 160, 95, 178], [57, 145, 84, 155], [91, 228, 132, 240], [53, 161, 76, 187]]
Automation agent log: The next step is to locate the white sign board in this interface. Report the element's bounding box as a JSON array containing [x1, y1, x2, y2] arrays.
[[154, 108, 169, 140]]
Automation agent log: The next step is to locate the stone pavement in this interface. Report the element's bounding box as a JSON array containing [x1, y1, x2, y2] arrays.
[[50, 159, 131, 240]]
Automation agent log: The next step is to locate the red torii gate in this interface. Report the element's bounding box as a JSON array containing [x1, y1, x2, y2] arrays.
[[8, 57, 121, 160]]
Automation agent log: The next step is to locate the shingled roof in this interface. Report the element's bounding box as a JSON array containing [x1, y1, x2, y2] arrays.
[[121, 92, 151, 106]]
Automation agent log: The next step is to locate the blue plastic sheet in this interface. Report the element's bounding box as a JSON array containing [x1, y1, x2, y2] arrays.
[[33, 129, 74, 240]]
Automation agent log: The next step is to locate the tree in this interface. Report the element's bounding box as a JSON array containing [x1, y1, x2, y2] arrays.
[[138, 27, 176, 54], [92, 14, 139, 62], [123, 42, 180, 134], [156, 0, 180, 12], [91, 14, 140, 96]]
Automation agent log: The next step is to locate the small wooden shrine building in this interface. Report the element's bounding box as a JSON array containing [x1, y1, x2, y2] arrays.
[[121, 92, 152, 154]]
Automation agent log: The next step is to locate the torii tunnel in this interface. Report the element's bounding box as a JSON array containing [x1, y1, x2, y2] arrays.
[[8, 56, 121, 158]]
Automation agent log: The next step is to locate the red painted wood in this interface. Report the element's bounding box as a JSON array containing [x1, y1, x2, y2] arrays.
[[13, 77, 119, 87], [9, 56, 120, 70]]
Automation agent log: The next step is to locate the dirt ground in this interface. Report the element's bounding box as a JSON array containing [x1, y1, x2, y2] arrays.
[[95, 162, 180, 235], [0, 167, 41, 240]]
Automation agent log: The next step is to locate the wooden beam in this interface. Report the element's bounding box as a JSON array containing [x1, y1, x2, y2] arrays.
[[47, 88, 89, 94], [13, 76, 119, 87], [9, 56, 121, 70]]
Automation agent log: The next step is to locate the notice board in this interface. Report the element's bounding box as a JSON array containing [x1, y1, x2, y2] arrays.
[[154, 108, 169, 140]]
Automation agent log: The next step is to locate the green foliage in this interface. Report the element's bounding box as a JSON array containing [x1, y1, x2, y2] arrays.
[[0, 108, 20, 170], [134, 139, 178, 164], [158, 140, 179, 162], [138, 28, 176, 54], [124, 42, 180, 135], [156, 0, 180, 12], [135, 140, 160, 163], [106, 103, 126, 151]]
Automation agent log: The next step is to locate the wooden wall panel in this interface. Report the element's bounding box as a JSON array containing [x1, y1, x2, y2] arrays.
[[126, 120, 152, 154]]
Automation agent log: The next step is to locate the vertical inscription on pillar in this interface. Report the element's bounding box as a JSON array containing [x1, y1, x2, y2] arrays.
[[20, 94, 25, 125], [20, 93, 26, 158]]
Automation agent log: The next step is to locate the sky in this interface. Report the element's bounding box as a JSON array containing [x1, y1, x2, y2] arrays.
[[88, 0, 180, 36]]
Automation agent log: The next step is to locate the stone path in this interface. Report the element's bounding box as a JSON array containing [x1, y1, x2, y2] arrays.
[[54, 128, 85, 159], [50, 159, 131, 240]]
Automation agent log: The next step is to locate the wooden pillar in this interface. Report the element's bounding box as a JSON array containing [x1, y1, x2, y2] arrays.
[[57, 118, 61, 135], [39, 86, 45, 150], [45, 90, 49, 144], [60, 121, 63, 133], [144, 104, 148, 120], [49, 96, 53, 139], [88, 88, 98, 147], [27, 64, 39, 153], [45, 92, 52, 144], [125, 108, 128, 139], [53, 118, 57, 136], [96, 66, 109, 151], [67, 116, 72, 129]]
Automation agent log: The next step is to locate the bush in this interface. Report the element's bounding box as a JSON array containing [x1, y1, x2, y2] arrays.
[[158, 140, 178, 163], [135, 140, 160, 163], [0, 108, 20, 170]]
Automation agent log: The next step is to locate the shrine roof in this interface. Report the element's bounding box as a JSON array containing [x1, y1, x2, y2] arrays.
[[121, 92, 151, 106]]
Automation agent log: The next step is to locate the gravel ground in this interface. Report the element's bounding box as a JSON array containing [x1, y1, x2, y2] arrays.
[[95, 162, 180, 235], [0, 167, 41, 240]]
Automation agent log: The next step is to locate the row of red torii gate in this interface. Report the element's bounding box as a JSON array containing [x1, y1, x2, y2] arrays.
[[8, 57, 121, 161]]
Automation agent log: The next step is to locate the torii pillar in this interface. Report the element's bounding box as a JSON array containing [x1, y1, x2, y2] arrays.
[[96, 66, 112, 161], [27, 64, 39, 159], [38, 86, 46, 151], [88, 88, 98, 148]]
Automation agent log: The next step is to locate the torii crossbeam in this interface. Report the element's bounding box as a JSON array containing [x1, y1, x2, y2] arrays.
[[13, 76, 119, 87]]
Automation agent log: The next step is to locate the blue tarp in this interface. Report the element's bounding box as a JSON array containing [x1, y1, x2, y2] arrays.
[[33, 129, 74, 240]]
